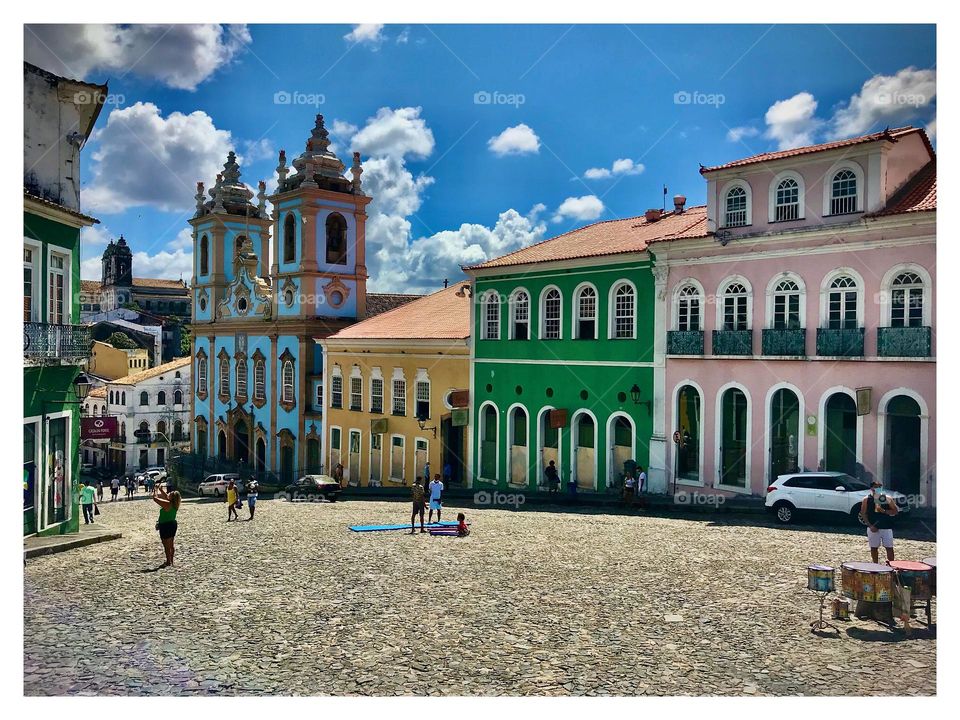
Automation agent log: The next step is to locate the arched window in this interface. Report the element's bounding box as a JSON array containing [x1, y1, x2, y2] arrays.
[[721, 282, 749, 331], [611, 282, 635, 339], [541, 287, 562, 339], [325, 213, 348, 265], [157, 390, 166, 406], [139, 421, 150, 439], [574, 285, 597, 339], [772, 279, 801, 330], [254, 360, 265, 400], [479, 403, 499, 480], [174, 389, 183, 405], [677, 284, 701, 331], [197, 358, 207, 395], [219, 357, 230, 397], [830, 169, 858, 215], [891, 272, 924, 328], [139, 391, 149, 406], [774, 177, 800, 222], [236, 359, 248, 399], [827, 275, 859, 329], [510, 290, 529, 340], [283, 214, 296, 264], [725, 186, 748, 227], [175, 371, 181, 379], [173, 420, 183, 441], [121, 392, 125, 405], [282, 360, 294, 403], [109, 390, 114, 404], [199, 234, 209, 275], [156, 420, 167, 438], [481, 290, 500, 340]]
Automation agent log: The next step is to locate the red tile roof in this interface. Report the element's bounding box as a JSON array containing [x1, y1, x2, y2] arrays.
[[366, 292, 423, 318], [700, 126, 931, 174], [80, 280, 102, 295], [132, 277, 188, 290], [870, 160, 937, 217], [465, 207, 708, 270], [325, 284, 471, 341], [111, 356, 191, 386]]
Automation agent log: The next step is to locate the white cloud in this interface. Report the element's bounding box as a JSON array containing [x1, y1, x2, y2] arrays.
[[167, 228, 195, 251], [130, 249, 193, 281], [583, 158, 645, 180], [81, 225, 114, 246], [240, 138, 274, 163], [552, 195, 604, 223], [396, 28, 411, 44], [362, 156, 434, 218], [24, 24, 249, 91], [726, 125, 760, 143], [488, 124, 541, 156], [81, 256, 102, 281], [344, 24, 384, 46], [829, 67, 937, 139], [926, 118, 936, 142], [764, 92, 820, 150], [350, 107, 435, 160], [82, 102, 234, 214]]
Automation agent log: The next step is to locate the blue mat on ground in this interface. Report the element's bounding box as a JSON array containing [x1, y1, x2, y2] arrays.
[[349, 521, 458, 532]]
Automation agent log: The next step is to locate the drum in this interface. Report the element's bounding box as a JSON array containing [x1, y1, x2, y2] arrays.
[[841, 562, 893, 602], [807, 564, 835, 592], [832, 596, 851, 619], [922, 557, 936, 596], [890, 560, 933, 601]]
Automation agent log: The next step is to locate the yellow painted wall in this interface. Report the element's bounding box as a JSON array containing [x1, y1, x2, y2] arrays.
[[88, 341, 149, 380], [323, 342, 469, 487]]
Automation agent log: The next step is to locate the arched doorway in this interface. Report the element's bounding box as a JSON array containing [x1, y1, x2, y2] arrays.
[[306, 438, 320, 474], [538, 408, 560, 487], [509, 406, 528, 485], [234, 421, 250, 464], [217, 430, 227, 461], [479, 403, 498, 480], [608, 415, 634, 488], [719, 388, 748, 487], [769, 388, 800, 479], [824, 393, 857, 476], [676, 385, 701, 483], [886, 395, 921, 495], [255, 437, 266, 473], [573, 412, 596, 489]]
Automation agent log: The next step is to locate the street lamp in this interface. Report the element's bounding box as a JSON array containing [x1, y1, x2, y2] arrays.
[[629, 384, 652, 415], [416, 412, 437, 439]]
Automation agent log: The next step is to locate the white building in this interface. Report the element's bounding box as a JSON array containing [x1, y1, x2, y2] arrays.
[[82, 357, 192, 473]]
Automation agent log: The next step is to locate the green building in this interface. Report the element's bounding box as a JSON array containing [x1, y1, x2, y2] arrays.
[[23, 62, 103, 536], [464, 205, 702, 493]]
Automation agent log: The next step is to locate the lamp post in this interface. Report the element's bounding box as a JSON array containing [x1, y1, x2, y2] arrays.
[[629, 383, 652, 414], [417, 413, 437, 439]]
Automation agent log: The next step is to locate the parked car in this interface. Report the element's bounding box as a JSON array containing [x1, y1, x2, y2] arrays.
[[197, 473, 240, 497], [765, 472, 909, 524], [283, 475, 341, 502], [136, 468, 167, 486]]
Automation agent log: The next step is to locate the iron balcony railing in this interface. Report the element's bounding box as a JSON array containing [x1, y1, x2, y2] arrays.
[[24, 321, 91, 363], [666, 330, 704, 355], [816, 327, 865, 357], [712, 329, 753, 356], [877, 326, 932, 358], [761, 328, 806, 356]]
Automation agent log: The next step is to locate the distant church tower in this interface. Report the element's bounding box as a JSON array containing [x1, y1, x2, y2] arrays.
[[100, 234, 133, 307]]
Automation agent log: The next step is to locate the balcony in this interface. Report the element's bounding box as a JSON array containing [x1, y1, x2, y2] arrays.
[[816, 327, 865, 357], [761, 328, 806, 356], [24, 322, 91, 364], [877, 326, 932, 358], [666, 330, 704, 355], [712, 329, 753, 356]]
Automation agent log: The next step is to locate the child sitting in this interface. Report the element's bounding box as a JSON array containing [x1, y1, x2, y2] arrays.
[[457, 512, 470, 537]]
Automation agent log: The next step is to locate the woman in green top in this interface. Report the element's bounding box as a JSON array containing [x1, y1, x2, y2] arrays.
[[153, 481, 181, 568]]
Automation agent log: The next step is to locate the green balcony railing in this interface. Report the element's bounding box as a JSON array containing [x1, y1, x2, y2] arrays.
[[666, 330, 704, 355], [712, 329, 753, 356], [761, 328, 806, 356], [877, 326, 932, 358], [24, 321, 91, 364], [816, 327, 865, 357]]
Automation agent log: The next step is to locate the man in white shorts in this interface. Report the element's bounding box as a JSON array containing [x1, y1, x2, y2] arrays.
[[428, 474, 444, 525], [860, 479, 898, 563]]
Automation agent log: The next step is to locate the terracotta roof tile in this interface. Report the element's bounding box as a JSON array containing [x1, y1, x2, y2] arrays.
[[131, 277, 188, 290], [365, 292, 423, 318], [700, 126, 930, 173], [111, 356, 191, 386], [870, 160, 936, 217], [326, 284, 470, 341], [24, 189, 99, 225], [80, 280, 102, 295], [87, 386, 107, 399], [465, 206, 708, 270]]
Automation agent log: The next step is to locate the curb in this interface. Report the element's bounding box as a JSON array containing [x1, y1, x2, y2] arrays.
[[24, 531, 123, 560]]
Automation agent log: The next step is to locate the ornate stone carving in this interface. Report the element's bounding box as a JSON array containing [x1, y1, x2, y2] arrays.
[[322, 277, 351, 310]]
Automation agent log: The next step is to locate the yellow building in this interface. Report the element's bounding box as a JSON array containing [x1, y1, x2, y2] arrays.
[[320, 283, 471, 487], [88, 340, 149, 380]]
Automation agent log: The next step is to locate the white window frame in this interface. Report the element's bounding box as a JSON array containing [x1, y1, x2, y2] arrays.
[[880, 264, 932, 328], [254, 360, 266, 401], [572, 282, 598, 340], [481, 290, 501, 340], [822, 161, 865, 217], [715, 276, 753, 331], [674, 280, 705, 332], [281, 360, 295, 403], [765, 273, 806, 330], [477, 400, 500, 482], [539, 285, 563, 340], [509, 288, 530, 340], [370, 367, 384, 414], [414, 369, 431, 421], [236, 359, 248, 398], [330, 366, 343, 409], [47, 246, 72, 325], [24, 237, 41, 323], [608, 280, 637, 339], [768, 170, 805, 223], [820, 268, 864, 330], [719, 179, 752, 228], [349, 365, 363, 411], [197, 357, 207, 396], [391, 368, 406, 416]]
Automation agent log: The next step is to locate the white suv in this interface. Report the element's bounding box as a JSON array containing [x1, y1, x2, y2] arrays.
[[765, 472, 909, 524]]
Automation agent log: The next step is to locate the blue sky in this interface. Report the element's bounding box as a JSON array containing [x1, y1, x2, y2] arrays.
[[25, 24, 936, 292]]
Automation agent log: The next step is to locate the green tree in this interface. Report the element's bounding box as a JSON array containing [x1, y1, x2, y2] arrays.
[[179, 324, 192, 357], [107, 331, 137, 350]]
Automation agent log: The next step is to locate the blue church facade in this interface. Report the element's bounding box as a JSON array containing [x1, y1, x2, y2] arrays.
[[190, 115, 374, 483]]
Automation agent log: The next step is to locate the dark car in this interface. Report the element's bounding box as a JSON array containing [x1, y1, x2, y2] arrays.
[[283, 475, 341, 502]]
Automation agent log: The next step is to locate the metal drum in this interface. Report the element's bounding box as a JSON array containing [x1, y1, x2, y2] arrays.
[[841, 562, 893, 602], [923, 557, 936, 596], [890, 560, 933, 601], [807, 564, 835, 592]]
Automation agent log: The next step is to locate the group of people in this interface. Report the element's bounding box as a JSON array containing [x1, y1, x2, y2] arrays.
[[225, 476, 259, 522], [409, 474, 469, 537], [542, 459, 647, 503], [102, 475, 142, 501]]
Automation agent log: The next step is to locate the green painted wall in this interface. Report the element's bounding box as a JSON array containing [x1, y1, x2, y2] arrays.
[[23, 210, 82, 325], [471, 259, 656, 490]]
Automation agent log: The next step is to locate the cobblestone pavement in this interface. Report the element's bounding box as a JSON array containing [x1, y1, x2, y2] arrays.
[[24, 497, 936, 696]]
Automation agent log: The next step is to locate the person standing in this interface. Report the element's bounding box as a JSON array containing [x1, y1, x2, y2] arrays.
[[110, 475, 120, 502], [423, 460, 432, 487], [96, 479, 104, 503], [410, 477, 427, 534], [860, 480, 898, 563], [153, 481, 181, 568], [246, 477, 259, 521], [545, 460, 559, 493], [637, 466, 647, 495], [79, 481, 96, 524], [622, 471, 635, 506], [226, 478, 239, 522], [428, 474, 444, 524]]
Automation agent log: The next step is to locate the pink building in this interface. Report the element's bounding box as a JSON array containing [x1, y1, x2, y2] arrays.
[[650, 127, 936, 506]]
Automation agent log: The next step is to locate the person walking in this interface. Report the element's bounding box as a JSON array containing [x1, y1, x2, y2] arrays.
[[110, 475, 120, 502], [226, 478, 239, 522], [246, 477, 259, 521], [428, 473, 444, 524], [153, 481, 181, 568], [545, 460, 559, 493], [79, 481, 96, 524], [860, 480, 899, 563], [410, 477, 427, 534], [96, 479, 104, 503]]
